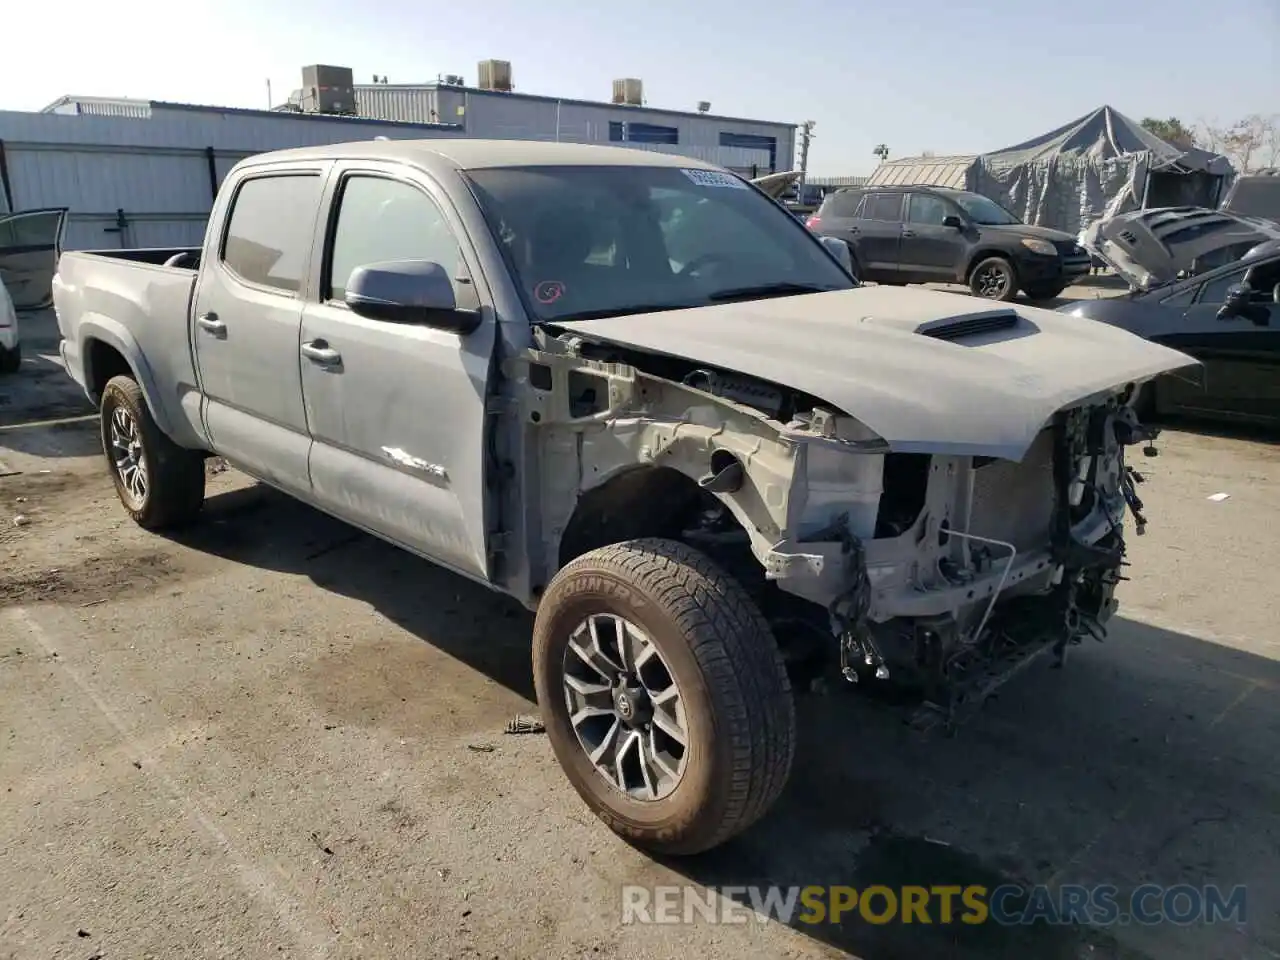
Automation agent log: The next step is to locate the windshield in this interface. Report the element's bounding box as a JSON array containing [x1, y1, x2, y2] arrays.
[[463, 165, 856, 322], [950, 192, 1021, 226]]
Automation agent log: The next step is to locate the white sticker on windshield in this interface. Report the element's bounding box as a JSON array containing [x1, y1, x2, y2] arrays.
[[680, 168, 749, 190]]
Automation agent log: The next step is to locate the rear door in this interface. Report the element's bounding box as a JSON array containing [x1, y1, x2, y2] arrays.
[[853, 192, 906, 281], [0, 208, 68, 309], [191, 166, 327, 493], [297, 163, 496, 581], [1155, 258, 1280, 424], [900, 193, 965, 283]]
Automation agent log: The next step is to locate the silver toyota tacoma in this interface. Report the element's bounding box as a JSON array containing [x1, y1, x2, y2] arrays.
[[52, 139, 1196, 855]]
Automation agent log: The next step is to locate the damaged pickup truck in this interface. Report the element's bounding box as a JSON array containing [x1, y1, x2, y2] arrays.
[[52, 140, 1196, 855]]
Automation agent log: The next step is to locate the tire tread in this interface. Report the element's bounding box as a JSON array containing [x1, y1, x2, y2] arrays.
[[540, 537, 795, 853]]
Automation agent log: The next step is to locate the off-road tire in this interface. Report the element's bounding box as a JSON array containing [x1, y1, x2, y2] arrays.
[[968, 256, 1018, 301], [100, 375, 206, 530], [1023, 283, 1067, 302], [532, 538, 796, 856], [0, 344, 20, 375]]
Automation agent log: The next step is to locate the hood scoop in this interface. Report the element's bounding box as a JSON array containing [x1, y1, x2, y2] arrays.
[[914, 309, 1020, 341]]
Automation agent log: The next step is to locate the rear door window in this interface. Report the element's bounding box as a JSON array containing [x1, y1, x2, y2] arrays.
[[822, 191, 864, 218], [221, 174, 323, 295], [862, 193, 904, 222]]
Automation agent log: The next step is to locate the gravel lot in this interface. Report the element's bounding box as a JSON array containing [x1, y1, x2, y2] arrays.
[[2, 295, 1278, 960]]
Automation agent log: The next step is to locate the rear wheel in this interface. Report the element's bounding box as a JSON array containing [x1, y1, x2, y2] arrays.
[[532, 538, 796, 855], [968, 256, 1017, 301], [100, 375, 206, 530]]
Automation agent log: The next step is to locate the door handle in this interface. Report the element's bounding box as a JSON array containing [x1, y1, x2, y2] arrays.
[[901, 229, 917, 237], [196, 313, 226, 335], [301, 340, 342, 366]]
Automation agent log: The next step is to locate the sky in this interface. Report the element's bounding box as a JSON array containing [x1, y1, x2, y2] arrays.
[[2, 0, 1277, 175]]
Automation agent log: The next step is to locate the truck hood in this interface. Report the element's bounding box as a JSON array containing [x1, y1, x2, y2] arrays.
[[1082, 206, 1280, 290], [554, 286, 1196, 462], [749, 170, 803, 200]]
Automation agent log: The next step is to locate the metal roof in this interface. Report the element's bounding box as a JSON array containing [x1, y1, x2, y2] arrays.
[[39, 95, 462, 131], [41, 95, 153, 118], [865, 155, 977, 189]]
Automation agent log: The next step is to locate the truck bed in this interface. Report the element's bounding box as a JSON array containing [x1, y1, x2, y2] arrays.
[[52, 249, 210, 451]]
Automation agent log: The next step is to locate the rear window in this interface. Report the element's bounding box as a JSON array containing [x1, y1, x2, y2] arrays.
[[221, 173, 323, 294], [821, 191, 864, 218]]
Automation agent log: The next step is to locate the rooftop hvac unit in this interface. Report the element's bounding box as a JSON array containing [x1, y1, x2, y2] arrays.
[[477, 59, 512, 92], [612, 78, 643, 106], [301, 64, 356, 114], [438, 73, 465, 86], [697, 101, 711, 113]]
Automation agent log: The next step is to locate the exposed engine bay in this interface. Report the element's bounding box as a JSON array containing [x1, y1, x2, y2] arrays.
[[511, 310, 1173, 730]]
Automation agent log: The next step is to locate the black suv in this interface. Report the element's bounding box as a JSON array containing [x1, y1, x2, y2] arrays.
[[806, 186, 1091, 301]]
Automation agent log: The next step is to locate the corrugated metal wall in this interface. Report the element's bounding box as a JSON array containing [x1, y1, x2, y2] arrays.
[[0, 108, 461, 249], [350, 86, 793, 173], [431, 88, 795, 169]]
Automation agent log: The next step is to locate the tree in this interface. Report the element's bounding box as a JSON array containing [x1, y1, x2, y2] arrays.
[[1141, 117, 1198, 150], [1198, 114, 1280, 173], [872, 143, 890, 162]]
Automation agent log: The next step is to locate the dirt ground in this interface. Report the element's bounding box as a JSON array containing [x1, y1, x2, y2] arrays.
[[2, 300, 1278, 960]]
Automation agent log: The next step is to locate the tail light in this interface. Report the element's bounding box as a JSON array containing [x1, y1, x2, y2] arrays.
[[804, 215, 821, 230]]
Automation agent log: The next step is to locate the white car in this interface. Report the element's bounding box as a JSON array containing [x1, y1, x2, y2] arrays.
[[0, 207, 70, 374]]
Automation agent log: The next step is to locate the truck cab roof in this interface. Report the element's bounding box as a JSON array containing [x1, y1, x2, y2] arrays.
[[237, 137, 727, 174]]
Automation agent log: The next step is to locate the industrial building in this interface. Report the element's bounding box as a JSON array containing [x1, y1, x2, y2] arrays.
[[276, 61, 795, 179], [3, 61, 795, 251]]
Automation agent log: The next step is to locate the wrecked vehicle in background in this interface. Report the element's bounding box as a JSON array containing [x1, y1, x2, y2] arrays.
[[1081, 205, 1280, 291], [1219, 169, 1280, 223], [51, 139, 1196, 856], [1061, 240, 1280, 426]]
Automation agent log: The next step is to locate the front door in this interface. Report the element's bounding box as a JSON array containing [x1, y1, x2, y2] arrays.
[[0, 208, 68, 309], [298, 166, 496, 581], [899, 193, 965, 283], [1155, 258, 1280, 424], [191, 168, 326, 492]]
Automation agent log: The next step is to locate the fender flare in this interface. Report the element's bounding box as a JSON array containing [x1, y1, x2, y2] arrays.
[[77, 315, 175, 437]]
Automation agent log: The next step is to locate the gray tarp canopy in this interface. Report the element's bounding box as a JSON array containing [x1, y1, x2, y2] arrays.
[[865, 106, 1235, 235]]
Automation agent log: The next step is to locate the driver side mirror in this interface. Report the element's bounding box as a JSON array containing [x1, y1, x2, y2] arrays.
[[1216, 282, 1270, 326], [942, 215, 964, 229], [345, 259, 481, 335]]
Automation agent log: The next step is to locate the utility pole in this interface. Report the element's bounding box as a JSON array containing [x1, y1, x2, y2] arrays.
[[798, 121, 815, 199]]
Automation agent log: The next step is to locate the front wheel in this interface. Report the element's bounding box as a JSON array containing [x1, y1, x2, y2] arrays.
[[100, 375, 206, 530], [968, 256, 1018, 301], [532, 538, 796, 856], [0, 344, 20, 375]]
